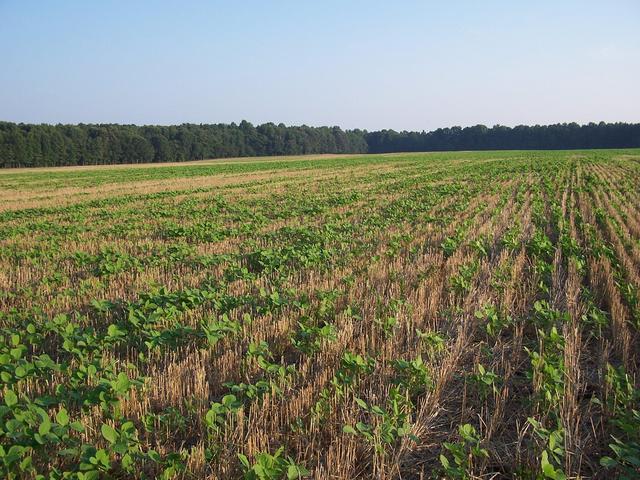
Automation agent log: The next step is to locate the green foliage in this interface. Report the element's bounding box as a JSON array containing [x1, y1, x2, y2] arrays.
[[291, 318, 336, 355], [2, 121, 639, 168], [526, 326, 565, 409], [468, 364, 500, 400], [392, 355, 433, 398], [532, 301, 569, 330], [439, 424, 488, 479], [579, 288, 609, 338], [474, 304, 513, 338], [559, 230, 585, 273], [528, 230, 554, 259], [501, 224, 521, 251], [74, 248, 142, 277], [415, 329, 446, 360], [238, 447, 309, 480], [335, 352, 375, 387], [597, 346, 640, 478], [471, 235, 490, 258], [342, 387, 417, 455], [441, 236, 460, 258], [528, 418, 566, 480], [1, 148, 639, 479], [99, 421, 142, 473], [374, 315, 398, 338], [247, 341, 296, 381], [201, 314, 242, 347], [600, 432, 640, 480], [450, 261, 478, 294], [205, 395, 243, 435]]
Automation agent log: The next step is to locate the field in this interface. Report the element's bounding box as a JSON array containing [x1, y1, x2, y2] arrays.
[[1, 149, 639, 479]]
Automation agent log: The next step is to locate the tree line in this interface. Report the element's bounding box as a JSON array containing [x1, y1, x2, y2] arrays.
[[0, 120, 638, 168], [365, 122, 640, 153]]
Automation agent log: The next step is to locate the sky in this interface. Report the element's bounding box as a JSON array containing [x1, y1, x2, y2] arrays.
[[1, 0, 639, 131]]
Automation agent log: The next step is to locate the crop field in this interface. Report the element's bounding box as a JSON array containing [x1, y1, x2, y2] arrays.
[[1, 149, 640, 479]]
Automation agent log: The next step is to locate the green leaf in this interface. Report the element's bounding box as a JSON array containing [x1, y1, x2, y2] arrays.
[[56, 408, 69, 426], [4, 389, 18, 407], [115, 372, 131, 393], [342, 425, 356, 434], [38, 416, 52, 436], [70, 421, 85, 432], [237, 453, 250, 469], [79, 471, 100, 480], [148, 450, 161, 462], [371, 406, 385, 415], [113, 441, 128, 455], [222, 394, 240, 408], [101, 424, 118, 444], [107, 324, 122, 337], [354, 397, 368, 409], [122, 453, 134, 470], [541, 450, 566, 479], [287, 464, 307, 479], [20, 455, 33, 470]]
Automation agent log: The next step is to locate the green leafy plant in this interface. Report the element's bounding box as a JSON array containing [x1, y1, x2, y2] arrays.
[[528, 418, 566, 480], [201, 314, 242, 347], [468, 363, 500, 400], [475, 304, 513, 338], [600, 430, 640, 480], [291, 318, 336, 355], [501, 224, 521, 252], [528, 230, 554, 259], [238, 447, 309, 479], [205, 394, 243, 435], [374, 315, 398, 338], [100, 421, 143, 473], [392, 355, 433, 398], [343, 387, 417, 456], [471, 236, 490, 258], [439, 424, 488, 479], [441, 236, 460, 258], [416, 329, 446, 360], [527, 327, 565, 410], [450, 261, 478, 295]]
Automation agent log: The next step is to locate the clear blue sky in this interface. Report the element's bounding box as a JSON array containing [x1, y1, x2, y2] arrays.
[[1, 0, 638, 131]]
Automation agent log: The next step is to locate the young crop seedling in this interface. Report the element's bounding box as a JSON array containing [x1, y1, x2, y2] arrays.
[[450, 261, 478, 295], [392, 355, 433, 399], [439, 424, 489, 479], [416, 328, 446, 360], [342, 387, 418, 456], [238, 447, 309, 480], [475, 303, 513, 338], [468, 363, 501, 400], [291, 320, 336, 355], [528, 418, 567, 480]]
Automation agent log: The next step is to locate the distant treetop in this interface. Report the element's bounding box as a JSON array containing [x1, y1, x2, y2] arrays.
[[0, 121, 638, 168]]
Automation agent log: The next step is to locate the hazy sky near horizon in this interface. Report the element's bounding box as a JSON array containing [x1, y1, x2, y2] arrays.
[[1, 0, 639, 131]]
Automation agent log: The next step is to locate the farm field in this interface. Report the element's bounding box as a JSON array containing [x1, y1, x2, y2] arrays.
[[1, 149, 639, 479]]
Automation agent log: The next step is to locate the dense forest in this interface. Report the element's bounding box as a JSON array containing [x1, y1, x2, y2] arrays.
[[0, 120, 639, 167]]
